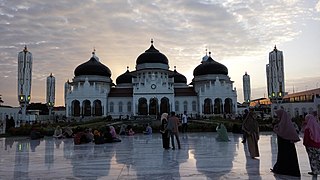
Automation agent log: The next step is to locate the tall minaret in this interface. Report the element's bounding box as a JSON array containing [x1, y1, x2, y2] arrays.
[[266, 45, 285, 100], [46, 73, 55, 118], [243, 72, 251, 103], [17, 46, 33, 123]]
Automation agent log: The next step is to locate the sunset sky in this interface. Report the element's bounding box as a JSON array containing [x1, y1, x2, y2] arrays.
[[0, 0, 320, 107]]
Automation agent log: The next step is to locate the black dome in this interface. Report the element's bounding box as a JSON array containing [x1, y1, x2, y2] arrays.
[[74, 55, 111, 77], [136, 43, 169, 65], [193, 56, 228, 76], [169, 69, 187, 83], [116, 70, 133, 84]]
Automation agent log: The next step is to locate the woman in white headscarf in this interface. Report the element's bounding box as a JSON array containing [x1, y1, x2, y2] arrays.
[[271, 109, 300, 177]]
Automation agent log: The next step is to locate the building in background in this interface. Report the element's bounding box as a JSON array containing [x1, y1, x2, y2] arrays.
[[65, 40, 237, 119], [46, 73, 55, 120], [266, 46, 285, 102], [17, 46, 33, 123], [243, 72, 251, 103]]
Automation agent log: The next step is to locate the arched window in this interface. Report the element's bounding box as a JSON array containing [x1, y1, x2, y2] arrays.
[[138, 98, 148, 115], [93, 100, 102, 116], [127, 102, 132, 112], [72, 100, 80, 117], [175, 101, 179, 112], [110, 102, 114, 113], [160, 97, 170, 114], [119, 102, 123, 113], [83, 100, 91, 116], [224, 98, 232, 114], [183, 101, 188, 112], [192, 101, 196, 112], [204, 98, 212, 114]]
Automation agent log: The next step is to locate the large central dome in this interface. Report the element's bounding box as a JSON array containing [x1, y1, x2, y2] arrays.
[[136, 40, 169, 65], [74, 52, 111, 77], [193, 54, 228, 76]]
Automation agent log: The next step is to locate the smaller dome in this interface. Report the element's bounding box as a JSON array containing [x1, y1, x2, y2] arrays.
[[193, 54, 228, 76], [136, 40, 169, 65], [169, 69, 187, 83], [116, 69, 133, 84], [74, 52, 111, 77]]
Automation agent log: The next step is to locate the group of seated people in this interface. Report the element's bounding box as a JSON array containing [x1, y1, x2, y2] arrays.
[[119, 124, 135, 136], [53, 126, 74, 138], [93, 126, 122, 144]]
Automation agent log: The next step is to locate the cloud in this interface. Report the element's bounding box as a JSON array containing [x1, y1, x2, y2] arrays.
[[0, 0, 318, 106]]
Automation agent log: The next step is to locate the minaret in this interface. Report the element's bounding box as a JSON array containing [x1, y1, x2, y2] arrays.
[[243, 72, 251, 103], [46, 73, 55, 119], [266, 45, 285, 100], [17, 46, 33, 123]]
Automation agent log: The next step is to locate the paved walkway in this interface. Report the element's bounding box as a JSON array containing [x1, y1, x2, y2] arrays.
[[0, 132, 316, 179]]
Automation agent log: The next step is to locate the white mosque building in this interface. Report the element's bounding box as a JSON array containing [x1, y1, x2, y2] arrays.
[[64, 40, 237, 119]]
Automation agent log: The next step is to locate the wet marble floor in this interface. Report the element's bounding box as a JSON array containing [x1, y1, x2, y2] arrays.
[[0, 132, 316, 180]]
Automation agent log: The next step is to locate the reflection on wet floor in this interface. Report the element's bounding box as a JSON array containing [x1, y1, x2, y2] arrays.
[[0, 132, 313, 179]]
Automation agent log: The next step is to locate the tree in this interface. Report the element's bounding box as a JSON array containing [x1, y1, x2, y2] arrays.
[[0, 94, 4, 106]]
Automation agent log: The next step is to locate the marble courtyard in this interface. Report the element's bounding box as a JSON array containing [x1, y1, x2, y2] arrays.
[[0, 132, 315, 179]]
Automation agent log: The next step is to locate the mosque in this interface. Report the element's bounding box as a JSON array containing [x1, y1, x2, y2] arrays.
[[64, 40, 237, 119]]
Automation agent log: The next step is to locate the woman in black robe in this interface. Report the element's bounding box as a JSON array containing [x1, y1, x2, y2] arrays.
[[271, 109, 301, 177], [160, 113, 170, 149]]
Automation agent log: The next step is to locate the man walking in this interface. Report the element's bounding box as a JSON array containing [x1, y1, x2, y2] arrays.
[[167, 111, 181, 150]]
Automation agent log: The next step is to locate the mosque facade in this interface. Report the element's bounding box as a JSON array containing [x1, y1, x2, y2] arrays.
[[64, 41, 237, 119]]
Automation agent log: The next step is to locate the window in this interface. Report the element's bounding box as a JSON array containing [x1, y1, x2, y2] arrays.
[[110, 102, 114, 113], [183, 101, 188, 111], [119, 102, 123, 113], [127, 102, 132, 112], [192, 101, 196, 111], [175, 101, 179, 112]]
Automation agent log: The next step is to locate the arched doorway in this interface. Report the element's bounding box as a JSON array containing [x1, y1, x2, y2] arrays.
[[149, 98, 158, 115], [160, 97, 170, 114], [204, 98, 212, 114], [72, 100, 80, 117], [224, 98, 232, 114], [138, 98, 148, 115], [93, 100, 102, 116], [214, 98, 222, 114], [83, 100, 91, 116]]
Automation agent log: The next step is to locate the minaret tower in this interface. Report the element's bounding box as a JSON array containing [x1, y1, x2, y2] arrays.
[[266, 45, 285, 100], [17, 46, 33, 123], [243, 72, 251, 103], [46, 73, 55, 119]]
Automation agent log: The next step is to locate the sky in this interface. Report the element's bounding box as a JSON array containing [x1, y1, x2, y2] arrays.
[[0, 0, 320, 107]]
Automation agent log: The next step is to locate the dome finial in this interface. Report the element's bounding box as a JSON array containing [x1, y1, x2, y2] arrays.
[[274, 45, 277, 51], [92, 47, 96, 56], [50, 73, 53, 77], [209, 51, 212, 57], [24, 45, 28, 52], [205, 48, 208, 55], [127, 66, 129, 71], [174, 66, 176, 71], [151, 38, 154, 45]]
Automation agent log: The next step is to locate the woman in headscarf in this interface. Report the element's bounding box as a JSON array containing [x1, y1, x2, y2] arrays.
[[303, 114, 320, 176], [216, 123, 230, 142], [242, 109, 260, 158], [160, 113, 170, 150], [271, 109, 301, 177]]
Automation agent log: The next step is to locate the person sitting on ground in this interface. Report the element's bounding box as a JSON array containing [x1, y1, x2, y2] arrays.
[[53, 126, 63, 138], [126, 125, 135, 136], [143, 123, 152, 135], [93, 129, 105, 144], [63, 126, 73, 138], [84, 128, 94, 143], [119, 124, 127, 135], [110, 126, 121, 142], [216, 123, 230, 142]]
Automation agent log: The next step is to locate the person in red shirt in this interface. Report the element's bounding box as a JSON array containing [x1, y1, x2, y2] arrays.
[[303, 114, 320, 176], [166, 111, 181, 150]]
